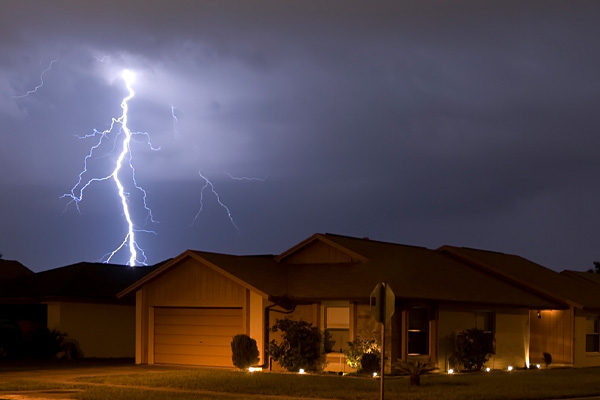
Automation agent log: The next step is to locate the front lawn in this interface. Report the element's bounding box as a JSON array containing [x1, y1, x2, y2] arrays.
[[75, 367, 600, 400]]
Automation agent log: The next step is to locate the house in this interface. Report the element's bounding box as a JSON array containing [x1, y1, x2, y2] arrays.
[[120, 233, 573, 371], [0, 262, 159, 358], [0, 259, 33, 282], [439, 246, 600, 368]]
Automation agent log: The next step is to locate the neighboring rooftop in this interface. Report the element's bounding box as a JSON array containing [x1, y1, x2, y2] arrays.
[[0, 259, 33, 282], [0, 262, 160, 304]]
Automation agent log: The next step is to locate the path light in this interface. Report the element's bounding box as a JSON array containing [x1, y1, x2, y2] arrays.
[[486, 367, 491, 372], [299, 369, 305, 374], [373, 372, 378, 378], [448, 369, 454, 374], [536, 364, 541, 369], [507, 366, 513, 371]]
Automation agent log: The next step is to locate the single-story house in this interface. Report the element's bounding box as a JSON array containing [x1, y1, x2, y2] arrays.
[[0, 262, 159, 358], [120, 233, 584, 371]]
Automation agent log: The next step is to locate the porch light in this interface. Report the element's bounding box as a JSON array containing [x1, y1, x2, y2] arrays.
[[448, 369, 454, 374], [299, 369, 305, 374], [486, 367, 490, 372], [507, 366, 513, 371]]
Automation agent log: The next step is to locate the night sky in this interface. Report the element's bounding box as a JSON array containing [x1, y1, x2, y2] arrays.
[[2, 1, 600, 272]]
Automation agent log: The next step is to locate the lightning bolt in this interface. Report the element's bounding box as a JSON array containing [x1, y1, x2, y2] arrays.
[[62, 69, 158, 266], [226, 173, 268, 182], [12, 58, 59, 99], [191, 172, 239, 231]]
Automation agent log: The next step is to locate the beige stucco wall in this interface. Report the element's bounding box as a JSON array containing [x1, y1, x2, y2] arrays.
[[437, 305, 530, 371], [47, 301, 135, 358], [573, 309, 600, 367]]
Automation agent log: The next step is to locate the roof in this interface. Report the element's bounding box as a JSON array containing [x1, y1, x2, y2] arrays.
[[0, 259, 33, 282], [0, 262, 160, 304], [439, 246, 600, 310], [280, 234, 565, 308], [121, 233, 567, 310]]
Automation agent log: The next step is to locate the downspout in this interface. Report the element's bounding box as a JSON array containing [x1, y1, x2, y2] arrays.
[[263, 303, 296, 369]]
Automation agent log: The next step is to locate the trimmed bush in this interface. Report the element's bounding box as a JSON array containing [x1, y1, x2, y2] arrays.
[[269, 319, 322, 371], [360, 352, 381, 374], [231, 334, 259, 369], [344, 337, 380, 371], [453, 328, 495, 371]]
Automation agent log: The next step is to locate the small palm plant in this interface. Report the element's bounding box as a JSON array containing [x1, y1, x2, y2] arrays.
[[394, 360, 437, 386]]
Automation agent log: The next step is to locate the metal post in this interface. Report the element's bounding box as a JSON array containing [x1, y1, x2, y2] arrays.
[[380, 319, 385, 400]]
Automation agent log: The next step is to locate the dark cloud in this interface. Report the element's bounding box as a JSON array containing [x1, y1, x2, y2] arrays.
[[1, 0, 600, 272]]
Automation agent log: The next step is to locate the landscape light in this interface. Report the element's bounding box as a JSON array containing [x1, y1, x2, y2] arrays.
[[373, 372, 378, 378], [448, 369, 454, 374], [536, 364, 541, 369], [248, 367, 262, 373], [507, 366, 513, 371], [299, 369, 305, 374], [486, 367, 491, 372]]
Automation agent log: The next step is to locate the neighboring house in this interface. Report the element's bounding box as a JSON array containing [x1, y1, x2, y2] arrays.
[[0, 259, 33, 281], [0, 262, 158, 358], [120, 233, 571, 371], [439, 246, 600, 368]]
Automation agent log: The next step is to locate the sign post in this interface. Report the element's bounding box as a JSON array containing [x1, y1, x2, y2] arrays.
[[370, 282, 395, 400]]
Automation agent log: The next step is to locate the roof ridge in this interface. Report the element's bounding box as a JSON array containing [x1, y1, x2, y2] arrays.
[[323, 232, 428, 250]]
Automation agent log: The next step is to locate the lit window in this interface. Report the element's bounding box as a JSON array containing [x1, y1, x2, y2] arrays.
[[408, 307, 429, 355], [325, 306, 350, 352], [586, 314, 599, 353]]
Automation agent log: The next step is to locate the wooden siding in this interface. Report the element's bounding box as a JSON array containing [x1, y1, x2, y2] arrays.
[[145, 258, 245, 307], [153, 307, 243, 366], [283, 240, 355, 264], [530, 309, 573, 365]]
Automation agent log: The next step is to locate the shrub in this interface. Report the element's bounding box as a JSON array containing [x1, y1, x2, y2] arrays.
[[543, 352, 552, 367], [231, 334, 260, 369], [269, 319, 322, 371], [453, 328, 495, 371], [394, 360, 437, 386], [344, 337, 380, 371], [360, 352, 381, 374]]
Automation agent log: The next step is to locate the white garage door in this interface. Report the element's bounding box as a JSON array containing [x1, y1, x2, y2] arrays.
[[154, 307, 244, 366]]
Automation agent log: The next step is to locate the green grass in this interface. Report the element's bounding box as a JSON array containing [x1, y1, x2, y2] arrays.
[[0, 379, 79, 392], [75, 367, 600, 400]]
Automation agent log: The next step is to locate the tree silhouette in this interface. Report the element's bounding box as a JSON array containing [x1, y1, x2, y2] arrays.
[[587, 261, 600, 274]]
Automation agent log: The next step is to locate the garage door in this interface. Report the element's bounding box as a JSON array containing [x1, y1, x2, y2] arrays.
[[154, 307, 244, 366]]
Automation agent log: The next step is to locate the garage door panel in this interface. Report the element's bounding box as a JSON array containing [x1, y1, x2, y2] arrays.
[[154, 353, 232, 367], [155, 344, 231, 357], [155, 308, 242, 317], [153, 307, 243, 367], [155, 334, 233, 347], [154, 314, 243, 327], [154, 324, 242, 336]]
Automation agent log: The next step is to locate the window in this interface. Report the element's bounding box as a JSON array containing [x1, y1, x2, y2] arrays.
[[586, 314, 599, 353], [408, 307, 429, 355], [325, 306, 350, 352], [475, 311, 494, 334]]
